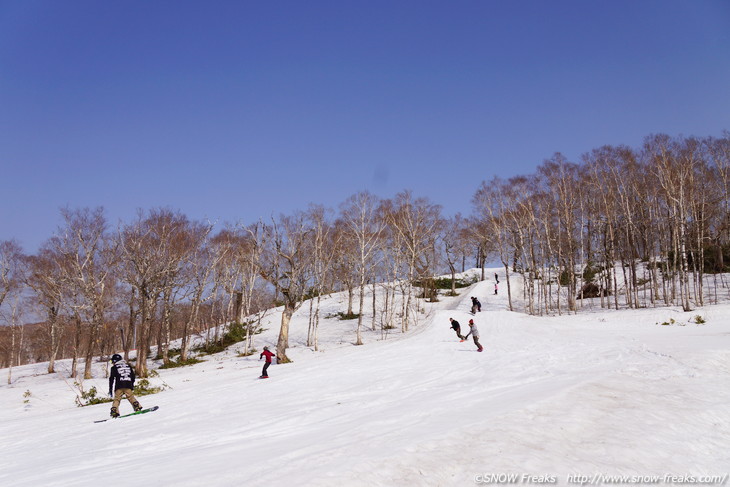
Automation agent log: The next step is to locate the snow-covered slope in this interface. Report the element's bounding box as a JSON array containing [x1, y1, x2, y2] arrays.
[[1, 270, 729, 487]]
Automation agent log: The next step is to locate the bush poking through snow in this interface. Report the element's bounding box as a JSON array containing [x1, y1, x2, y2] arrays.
[[74, 384, 110, 407], [159, 357, 204, 369]]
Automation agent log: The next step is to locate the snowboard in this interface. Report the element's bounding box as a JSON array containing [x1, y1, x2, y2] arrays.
[[94, 406, 159, 423], [259, 376, 269, 379]]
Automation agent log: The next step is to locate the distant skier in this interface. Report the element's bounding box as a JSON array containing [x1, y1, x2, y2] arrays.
[[449, 318, 466, 341], [259, 346, 276, 378], [494, 272, 499, 283], [464, 319, 483, 352], [494, 282, 498, 295], [108, 353, 142, 418]]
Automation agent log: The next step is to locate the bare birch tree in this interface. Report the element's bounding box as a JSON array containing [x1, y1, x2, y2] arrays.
[[339, 192, 384, 345], [23, 246, 66, 373], [118, 208, 180, 377], [52, 207, 117, 379], [383, 191, 442, 332], [259, 213, 314, 363]]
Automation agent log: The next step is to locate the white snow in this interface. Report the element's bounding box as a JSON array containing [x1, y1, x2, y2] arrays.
[[1, 269, 729, 487]]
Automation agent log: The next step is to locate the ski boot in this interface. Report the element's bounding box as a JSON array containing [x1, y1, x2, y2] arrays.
[[132, 401, 143, 412], [110, 407, 120, 418]]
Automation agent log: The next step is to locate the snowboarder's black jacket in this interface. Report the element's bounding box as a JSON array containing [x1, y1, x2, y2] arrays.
[[109, 360, 136, 395]]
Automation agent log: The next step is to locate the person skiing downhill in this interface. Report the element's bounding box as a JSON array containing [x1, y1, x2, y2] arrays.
[[449, 318, 466, 340], [464, 319, 484, 352], [108, 354, 143, 418], [259, 346, 276, 378]]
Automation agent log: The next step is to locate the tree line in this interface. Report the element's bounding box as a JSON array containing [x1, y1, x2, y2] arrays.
[[472, 133, 730, 315], [0, 191, 449, 380], [1, 132, 729, 381]]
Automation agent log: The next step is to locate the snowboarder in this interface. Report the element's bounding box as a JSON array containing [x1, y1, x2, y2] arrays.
[[259, 346, 276, 378], [471, 296, 481, 313], [449, 318, 466, 340], [108, 353, 142, 418], [464, 319, 483, 352]]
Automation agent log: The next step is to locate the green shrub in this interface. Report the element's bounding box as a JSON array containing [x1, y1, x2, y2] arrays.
[[154, 347, 182, 361], [559, 269, 575, 286], [333, 311, 360, 320], [75, 384, 111, 407], [222, 321, 251, 344], [134, 378, 165, 396], [414, 275, 478, 290], [159, 356, 204, 369], [237, 348, 258, 357], [193, 321, 264, 355], [194, 342, 226, 355], [582, 263, 599, 282]]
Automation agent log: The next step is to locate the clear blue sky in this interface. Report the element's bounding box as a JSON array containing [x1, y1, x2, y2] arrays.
[[1, 0, 729, 252]]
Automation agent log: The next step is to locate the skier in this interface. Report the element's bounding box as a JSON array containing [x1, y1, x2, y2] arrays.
[[108, 353, 142, 418], [495, 272, 499, 283], [449, 318, 466, 341], [464, 319, 483, 352], [259, 346, 276, 378], [494, 282, 498, 295]]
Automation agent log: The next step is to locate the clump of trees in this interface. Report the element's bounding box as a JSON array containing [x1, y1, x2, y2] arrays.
[[472, 133, 730, 315], [1, 132, 729, 381], [0, 191, 452, 378]]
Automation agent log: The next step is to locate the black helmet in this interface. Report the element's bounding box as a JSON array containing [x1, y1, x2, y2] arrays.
[[111, 353, 123, 363]]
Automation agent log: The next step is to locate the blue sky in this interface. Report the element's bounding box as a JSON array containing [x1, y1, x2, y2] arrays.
[[1, 0, 729, 251]]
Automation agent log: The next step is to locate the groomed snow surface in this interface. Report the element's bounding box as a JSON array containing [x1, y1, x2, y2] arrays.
[[1, 269, 729, 487]]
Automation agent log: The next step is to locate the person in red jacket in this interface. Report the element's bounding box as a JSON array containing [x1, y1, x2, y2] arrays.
[[259, 346, 276, 378]]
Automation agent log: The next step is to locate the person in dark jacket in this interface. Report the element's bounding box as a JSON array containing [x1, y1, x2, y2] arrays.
[[449, 318, 466, 340], [464, 319, 484, 352], [108, 353, 142, 417], [259, 346, 276, 378]]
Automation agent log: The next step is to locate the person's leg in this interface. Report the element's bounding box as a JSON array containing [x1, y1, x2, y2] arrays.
[[122, 389, 142, 411], [111, 389, 124, 417], [112, 390, 123, 409], [262, 362, 270, 377]]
